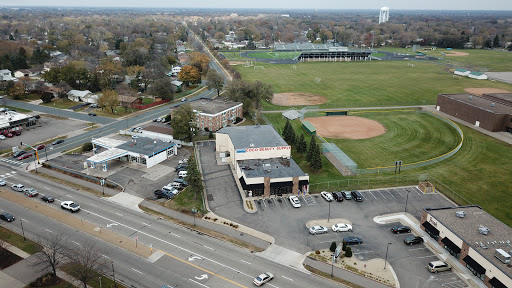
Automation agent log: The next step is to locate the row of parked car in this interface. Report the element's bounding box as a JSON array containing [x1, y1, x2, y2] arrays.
[[154, 178, 189, 200], [320, 190, 363, 202]]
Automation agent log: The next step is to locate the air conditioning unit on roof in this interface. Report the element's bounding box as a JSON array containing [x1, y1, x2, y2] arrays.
[[456, 211, 466, 218], [479, 226, 490, 235]]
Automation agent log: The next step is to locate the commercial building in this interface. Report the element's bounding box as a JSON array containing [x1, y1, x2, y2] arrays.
[[437, 93, 512, 133], [421, 206, 512, 288], [174, 98, 242, 132], [216, 125, 309, 197], [0, 111, 39, 134]]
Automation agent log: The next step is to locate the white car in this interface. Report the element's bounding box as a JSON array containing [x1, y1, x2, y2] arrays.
[[289, 196, 301, 208], [332, 223, 353, 232], [0, 179, 6, 186], [309, 225, 328, 235], [320, 191, 333, 201], [11, 184, 24, 192], [178, 158, 189, 164], [253, 272, 274, 286], [61, 201, 80, 212], [0, 135, 5, 140]]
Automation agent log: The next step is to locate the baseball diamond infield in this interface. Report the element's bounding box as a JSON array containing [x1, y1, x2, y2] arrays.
[[305, 116, 386, 139], [272, 92, 327, 106]]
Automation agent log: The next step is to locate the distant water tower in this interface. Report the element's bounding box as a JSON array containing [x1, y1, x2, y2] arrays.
[[379, 7, 390, 24]]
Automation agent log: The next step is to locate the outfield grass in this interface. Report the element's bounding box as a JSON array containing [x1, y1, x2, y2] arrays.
[[237, 61, 512, 109]]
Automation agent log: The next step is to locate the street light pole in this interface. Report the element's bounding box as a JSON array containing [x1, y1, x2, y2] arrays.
[[384, 242, 392, 269], [20, 219, 26, 241], [404, 190, 410, 213], [44, 146, 48, 161], [111, 262, 117, 288]]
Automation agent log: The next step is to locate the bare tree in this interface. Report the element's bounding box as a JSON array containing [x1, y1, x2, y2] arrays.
[[35, 233, 69, 279], [65, 241, 107, 288]]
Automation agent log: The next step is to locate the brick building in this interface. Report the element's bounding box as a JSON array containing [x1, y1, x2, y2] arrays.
[[421, 206, 511, 288], [184, 98, 242, 132]]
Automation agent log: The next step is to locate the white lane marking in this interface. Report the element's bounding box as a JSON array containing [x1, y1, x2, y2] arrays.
[[72, 241, 81, 246], [45, 229, 53, 233], [44, 187, 51, 190], [102, 254, 110, 258], [368, 191, 378, 199], [170, 233, 181, 238], [408, 247, 428, 251], [88, 203, 97, 207], [131, 268, 143, 274], [240, 260, 251, 264], [11, 171, 16, 174], [80, 208, 254, 279], [417, 255, 438, 258], [21, 218, 28, 222], [142, 222, 151, 226], [353, 250, 374, 254], [386, 190, 396, 199], [203, 245, 214, 250], [188, 279, 209, 288], [282, 275, 293, 281], [115, 212, 123, 216]]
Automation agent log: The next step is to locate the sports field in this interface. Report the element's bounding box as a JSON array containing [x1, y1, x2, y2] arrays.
[[247, 51, 301, 59], [236, 61, 512, 109]]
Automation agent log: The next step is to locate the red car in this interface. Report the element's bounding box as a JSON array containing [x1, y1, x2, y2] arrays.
[[13, 130, 21, 136], [35, 144, 46, 150], [18, 153, 32, 160], [5, 133, 13, 138]]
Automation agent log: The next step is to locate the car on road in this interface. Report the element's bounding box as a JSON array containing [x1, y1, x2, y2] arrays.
[[36, 144, 46, 150], [320, 191, 333, 202], [332, 223, 353, 232], [18, 153, 32, 160], [253, 272, 274, 286], [11, 184, 24, 192], [88, 112, 96, 116], [0, 179, 5, 186], [61, 201, 80, 212], [0, 135, 5, 140], [309, 226, 328, 235], [23, 188, 39, 197], [427, 261, 452, 273], [13, 150, 26, 158], [131, 135, 140, 139], [0, 212, 15, 222], [289, 195, 301, 208], [404, 235, 424, 245], [342, 190, 352, 200], [332, 191, 344, 202], [90, 104, 98, 108], [391, 224, 411, 234], [41, 195, 55, 203], [52, 139, 65, 145], [343, 236, 363, 245]]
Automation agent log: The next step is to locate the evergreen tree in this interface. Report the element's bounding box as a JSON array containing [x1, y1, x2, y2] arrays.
[[342, 240, 347, 251], [493, 35, 500, 48], [185, 154, 204, 200], [345, 246, 353, 257], [306, 135, 316, 163], [296, 134, 307, 154], [282, 119, 291, 143], [311, 142, 323, 171], [330, 241, 337, 252], [289, 126, 297, 145]]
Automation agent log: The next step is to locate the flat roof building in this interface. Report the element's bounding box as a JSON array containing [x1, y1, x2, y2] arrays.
[[173, 98, 243, 132], [421, 206, 512, 288]]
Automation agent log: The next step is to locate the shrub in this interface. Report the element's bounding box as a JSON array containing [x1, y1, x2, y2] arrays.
[[82, 142, 93, 152], [345, 247, 352, 257], [330, 241, 337, 252], [235, 116, 242, 123], [342, 241, 347, 251], [208, 131, 213, 138], [315, 250, 320, 254]]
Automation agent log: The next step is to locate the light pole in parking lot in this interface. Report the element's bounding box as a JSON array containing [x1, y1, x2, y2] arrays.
[[20, 219, 26, 241], [404, 189, 410, 213], [384, 242, 392, 269], [328, 200, 331, 222], [111, 261, 117, 288]]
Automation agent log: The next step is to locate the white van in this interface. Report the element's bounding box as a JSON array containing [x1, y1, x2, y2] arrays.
[[169, 182, 182, 189], [495, 249, 511, 264], [178, 171, 188, 178]]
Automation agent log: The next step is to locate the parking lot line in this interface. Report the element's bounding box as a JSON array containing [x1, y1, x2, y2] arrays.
[[378, 190, 387, 199], [391, 188, 403, 198], [417, 255, 438, 258], [368, 191, 378, 199], [260, 199, 266, 208], [441, 280, 467, 288], [408, 247, 429, 251], [386, 190, 396, 199], [353, 250, 374, 254]]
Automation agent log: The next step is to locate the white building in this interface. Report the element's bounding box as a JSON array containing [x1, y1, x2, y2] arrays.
[[379, 7, 390, 24], [216, 125, 309, 198], [67, 90, 99, 104], [0, 111, 38, 133], [0, 69, 15, 81], [468, 72, 488, 80]]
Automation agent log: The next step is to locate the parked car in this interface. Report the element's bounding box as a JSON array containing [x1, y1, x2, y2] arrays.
[[332, 223, 353, 232], [253, 272, 274, 286], [13, 130, 21, 136], [289, 195, 301, 208], [175, 163, 188, 171], [351, 190, 363, 201], [162, 186, 179, 196], [11, 184, 25, 192], [24, 188, 39, 197], [35, 144, 46, 150], [332, 191, 344, 202], [343, 236, 363, 245], [427, 261, 452, 273], [18, 153, 32, 160], [61, 201, 80, 212], [0, 135, 5, 140], [90, 104, 98, 108], [131, 135, 140, 139], [404, 235, 424, 245], [0, 179, 6, 186], [309, 226, 328, 235], [153, 118, 159, 122], [342, 190, 352, 200], [13, 150, 26, 158], [154, 189, 174, 200], [391, 224, 411, 234], [41, 195, 55, 203], [173, 178, 189, 187], [5, 133, 13, 138], [52, 139, 65, 145], [88, 112, 96, 116], [0, 212, 15, 222], [178, 159, 189, 164], [320, 191, 333, 202]]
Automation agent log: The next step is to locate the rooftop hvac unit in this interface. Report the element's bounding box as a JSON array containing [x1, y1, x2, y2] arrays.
[[456, 211, 466, 218], [491, 103, 495, 107], [479, 226, 490, 235], [469, 96, 472, 100]]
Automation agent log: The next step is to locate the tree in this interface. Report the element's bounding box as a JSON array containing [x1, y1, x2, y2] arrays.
[[208, 131, 213, 139], [296, 134, 307, 154], [186, 154, 204, 200], [311, 141, 323, 171], [60, 61, 90, 90], [342, 241, 347, 251], [289, 126, 297, 146], [306, 135, 316, 164], [95, 59, 122, 90], [65, 241, 107, 288], [189, 52, 211, 74], [206, 69, 224, 96], [282, 119, 292, 143], [171, 104, 196, 142], [345, 246, 353, 257], [330, 241, 337, 252], [42, 67, 61, 84], [178, 65, 201, 87], [82, 142, 93, 152], [149, 78, 174, 100], [493, 35, 500, 48], [40, 92, 53, 103], [35, 233, 69, 279], [8, 81, 26, 100], [98, 90, 119, 114]]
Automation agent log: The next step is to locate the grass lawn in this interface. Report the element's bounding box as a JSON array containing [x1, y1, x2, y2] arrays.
[[61, 263, 127, 288], [237, 61, 512, 110], [1, 105, 32, 113], [142, 97, 154, 105], [41, 98, 78, 109], [165, 187, 205, 215], [0, 226, 41, 254]]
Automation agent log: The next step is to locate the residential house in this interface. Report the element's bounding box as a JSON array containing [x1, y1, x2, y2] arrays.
[[0, 69, 14, 81], [14, 68, 43, 78], [67, 90, 99, 104], [118, 95, 142, 108]]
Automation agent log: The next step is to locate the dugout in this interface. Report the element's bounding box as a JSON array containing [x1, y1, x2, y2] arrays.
[[302, 121, 316, 135], [325, 111, 348, 116]]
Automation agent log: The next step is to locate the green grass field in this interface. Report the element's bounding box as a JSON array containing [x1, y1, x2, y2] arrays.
[[236, 61, 512, 109], [247, 51, 301, 59]]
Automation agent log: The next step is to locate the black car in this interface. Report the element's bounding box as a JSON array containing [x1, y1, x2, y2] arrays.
[[332, 191, 344, 202], [154, 189, 174, 200], [175, 164, 188, 172], [404, 235, 424, 245], [52, 139, 65, 145], [42, 195, 55, 203], [351, 190, 363, 201], [88, 112, 97, 116], [343, 236, 363, 245], [391, 224, 411, 234], [0, 212, 15, 222], [13, 150, 26, 158]]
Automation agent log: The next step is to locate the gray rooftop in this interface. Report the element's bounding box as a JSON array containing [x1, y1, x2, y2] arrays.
[[440, 93, 512, 115], [117, 137, 174, 155], [238, 158, 306, 178], [217, 125, 288, 149], [187, 98, 241, 115], [483, 93, 512, 104], [426, 206, 512, 278]]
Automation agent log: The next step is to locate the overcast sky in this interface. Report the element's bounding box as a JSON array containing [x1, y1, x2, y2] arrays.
[[2, 0, 511, 11]]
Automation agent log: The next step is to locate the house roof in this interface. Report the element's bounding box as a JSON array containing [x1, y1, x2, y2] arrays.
[[118, 95, 139, 104], [187, 98, 241, 115], [68, 90, 91, 97], [217, 125, 288, 149]]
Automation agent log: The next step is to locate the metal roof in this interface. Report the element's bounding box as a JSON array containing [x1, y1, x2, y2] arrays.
[[238, 158, 307, 179], [217, 125, 288, 149]]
